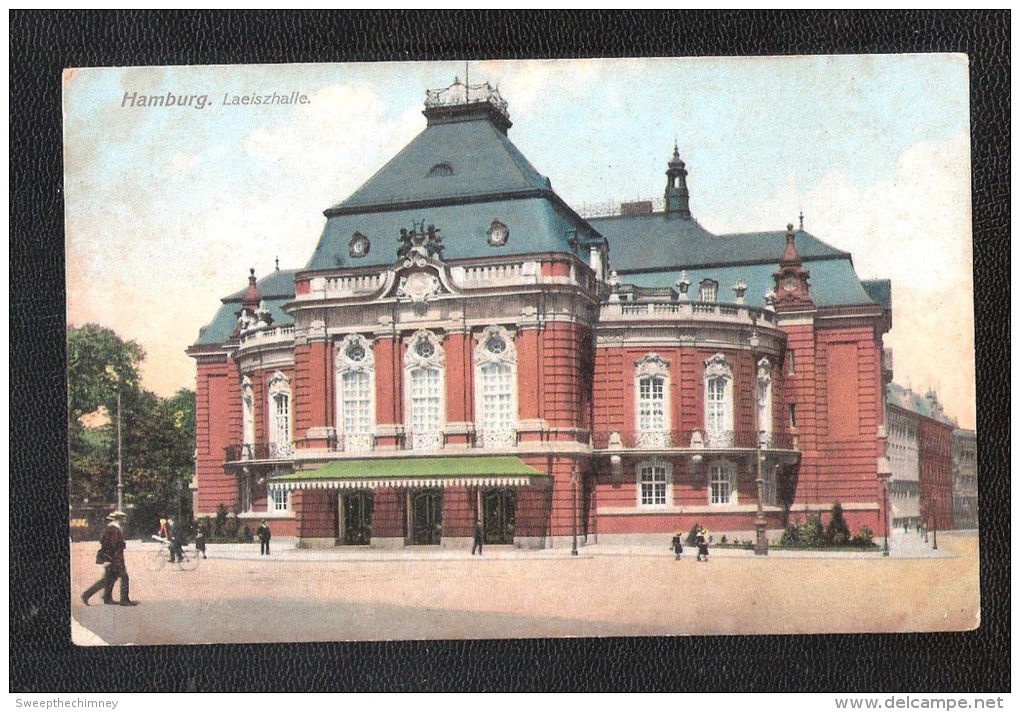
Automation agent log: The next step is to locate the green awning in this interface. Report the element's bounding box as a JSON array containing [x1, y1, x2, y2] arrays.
[[271, 456, 547, 491]]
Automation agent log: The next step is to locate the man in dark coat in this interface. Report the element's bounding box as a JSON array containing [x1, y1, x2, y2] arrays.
[[671, 529, 685, 560], [471, 520, 484, 556], [256, 519, 271, 555], [696, 527, 710, 562], [81, 510, 138, 606]]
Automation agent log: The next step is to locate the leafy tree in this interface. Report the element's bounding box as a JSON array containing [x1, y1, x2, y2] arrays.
[[67, 324, 195, 535], [67, 324, 144, 425]]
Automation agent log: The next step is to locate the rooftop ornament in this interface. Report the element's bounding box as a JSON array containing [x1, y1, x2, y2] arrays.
[[425, 77, 510, 121]]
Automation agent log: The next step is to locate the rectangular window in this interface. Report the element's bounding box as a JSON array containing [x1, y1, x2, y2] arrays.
[[706, 377, 727, 431], [270, 487, 289, 512], [342, 371, 372, 434], [480, 363, 514, 430], [273, 393, 289, 444], [638, 377, 666, 432], [410, 368, 442, 433], [789, 403, 798, 429], [710, 463, 734, 505], [786, 350, 795, 374], [699, 281, 717, 302], [639, 465, 668, 506]]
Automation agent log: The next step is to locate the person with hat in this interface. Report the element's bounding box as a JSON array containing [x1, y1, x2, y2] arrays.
[[256, 519, 272, 556], [81, 510, 138, 606], [670, 529, 685, 560], [695, 527, 710, 562]]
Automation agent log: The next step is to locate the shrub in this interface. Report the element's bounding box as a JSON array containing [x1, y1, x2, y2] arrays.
[[825, 503, 851, 546], [851, 526, 875, 548]]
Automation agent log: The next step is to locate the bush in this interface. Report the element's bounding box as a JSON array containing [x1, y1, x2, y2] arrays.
[[825, 502, 852, 546], [851, 526, 875, 548]]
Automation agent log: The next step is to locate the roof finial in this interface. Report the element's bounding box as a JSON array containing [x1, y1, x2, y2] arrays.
[[275, 255, 280, 271], [799, 211, 804, 230]]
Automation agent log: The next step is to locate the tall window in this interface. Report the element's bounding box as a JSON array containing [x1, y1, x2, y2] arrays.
[[699, 279, 718, 302], [474, 326, 517, 448], [634, 353, 671, 448], [762, 465, 777, 506], [638, 377, 666, 432], [710, 462, 736, 505], [703, 354, 733, 447], [267, 371, 291, 457], [480, 363, 514, 429], [639, 462, 669, 506], [336, 335, 375, 451], [406, 330, 445, 450]]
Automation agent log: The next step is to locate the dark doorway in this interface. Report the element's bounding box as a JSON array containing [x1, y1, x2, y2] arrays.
[[342, 490, 373, 545], [483, 487, 516, 544], [411, 489, 443, 545]]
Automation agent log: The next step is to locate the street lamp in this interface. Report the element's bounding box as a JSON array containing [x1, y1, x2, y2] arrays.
[[106, 366, 124, 512], [570, 460, 579, 556], [750, 328, 768, 556], [882, 478, 890, 556]]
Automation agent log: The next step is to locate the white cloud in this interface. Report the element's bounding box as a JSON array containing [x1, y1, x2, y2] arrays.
[[701, 132, 974, 427]]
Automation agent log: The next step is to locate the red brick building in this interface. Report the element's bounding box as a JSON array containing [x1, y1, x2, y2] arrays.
[[188, 81, 893, 547]]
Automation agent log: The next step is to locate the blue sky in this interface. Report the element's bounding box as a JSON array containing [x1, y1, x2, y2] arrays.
[[63, 56, 974, 427]]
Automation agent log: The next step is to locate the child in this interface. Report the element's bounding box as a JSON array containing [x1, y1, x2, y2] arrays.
[[195, 529, 207, 559]]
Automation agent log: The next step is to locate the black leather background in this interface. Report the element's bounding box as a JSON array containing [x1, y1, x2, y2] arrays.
[[10, 10, 1010, 692]]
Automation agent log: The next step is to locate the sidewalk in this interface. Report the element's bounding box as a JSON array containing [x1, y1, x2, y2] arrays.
[[131, 529, 965, 562]]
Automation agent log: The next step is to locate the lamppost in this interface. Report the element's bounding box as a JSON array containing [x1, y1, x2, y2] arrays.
[[882, 477, 890, 556], [932, 509, 938, 551], [106, 366, 124, 513], [571, 459, 579, 556], [750, 329, 768, 556]]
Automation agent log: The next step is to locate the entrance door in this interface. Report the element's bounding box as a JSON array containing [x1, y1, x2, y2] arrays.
[[411, 489, 443, 545], [342, 491, 373, 545], [483, 487, 516, 544]]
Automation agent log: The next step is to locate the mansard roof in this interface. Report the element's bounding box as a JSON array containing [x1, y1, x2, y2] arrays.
[[593, 212, 880, 309], [331, 116, 551, 212], [588, 212, 849, 271], [193, 269, 297, 347], [621, 258, 877, 309], [308, 102, 600, 271]]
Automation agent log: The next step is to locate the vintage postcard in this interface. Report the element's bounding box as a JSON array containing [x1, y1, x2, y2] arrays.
[[64, 57, 977, 645]]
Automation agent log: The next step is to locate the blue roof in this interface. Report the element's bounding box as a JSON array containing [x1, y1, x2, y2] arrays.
[[862, 279, 892, 311], [622, 258, 878, 309], [307, 197, 590, 271], [193, 270, 297, 346], [588, 212, 848, 272], [333, 115, 551, 211]]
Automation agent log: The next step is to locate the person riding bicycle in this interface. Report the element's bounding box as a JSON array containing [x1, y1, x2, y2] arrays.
[[167, 517, 186, 563]]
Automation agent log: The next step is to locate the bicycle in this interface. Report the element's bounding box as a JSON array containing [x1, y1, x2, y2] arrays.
[[148, 536, 200, 572]]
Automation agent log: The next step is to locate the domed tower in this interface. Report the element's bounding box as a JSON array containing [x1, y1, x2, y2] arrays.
[[664, 143, 691, 219]]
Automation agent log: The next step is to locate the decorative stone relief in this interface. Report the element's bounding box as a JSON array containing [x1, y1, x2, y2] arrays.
[[635, 352, 670, 379], [405, 330, 445, 369], [474, 325, 517, 366]]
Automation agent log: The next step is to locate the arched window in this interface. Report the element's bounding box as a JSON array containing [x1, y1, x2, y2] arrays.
[[699, 279, 718, 302], [336, 335, 375, 452], [427, 162, 454, 177], [267, 371, 291, 457], [709, 461, 736, 505], [474, 326, 517, 448], [634, 353, 671, 448], [703, 353, 733, 448], [637, 460, 670, 507], [405, 330, 445, 451]]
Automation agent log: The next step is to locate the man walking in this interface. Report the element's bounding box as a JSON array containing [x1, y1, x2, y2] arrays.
[[256, 519, 272, 556], [81, 510, 138, 606], [471, 520, 484, 556]]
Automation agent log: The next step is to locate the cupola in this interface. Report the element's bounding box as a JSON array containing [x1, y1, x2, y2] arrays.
[[664, 143, 692, 219]]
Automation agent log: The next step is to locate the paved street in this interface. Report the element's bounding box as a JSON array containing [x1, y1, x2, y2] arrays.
[[70, 532, 979, 645]]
